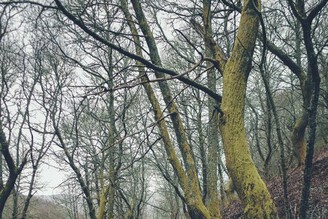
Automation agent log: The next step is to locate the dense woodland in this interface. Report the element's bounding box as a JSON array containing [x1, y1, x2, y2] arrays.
[[0, 0, 327, 218]]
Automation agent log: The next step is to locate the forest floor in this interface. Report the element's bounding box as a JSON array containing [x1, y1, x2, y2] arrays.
[[221, 148, 328, 218]]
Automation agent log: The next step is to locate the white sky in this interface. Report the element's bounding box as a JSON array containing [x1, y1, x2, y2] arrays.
[[39, 164, 66, 195]]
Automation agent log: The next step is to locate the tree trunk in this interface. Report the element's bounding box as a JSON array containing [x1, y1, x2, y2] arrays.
[[97, 171, 110, 219], [290, 18, 308, 167], [264, 26, 310, 167], [298, 10, 321, 219], [0, 121, 26, 218], [128, 1, 212, 218], [21, 167, 37, 219], [291, 111, 308, 166], [219, 1, 278, 218], [203, 1, 221, 218]]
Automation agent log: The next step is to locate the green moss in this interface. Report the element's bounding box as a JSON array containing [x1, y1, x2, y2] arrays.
[[219, 0, 278, 218]]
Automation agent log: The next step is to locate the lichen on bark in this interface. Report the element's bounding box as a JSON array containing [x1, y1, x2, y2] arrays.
[[218, 0, 278, 218]]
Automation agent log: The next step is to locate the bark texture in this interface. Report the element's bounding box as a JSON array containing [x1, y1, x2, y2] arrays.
[[219, 1, 278, 218], [203, 1, 221, 218]]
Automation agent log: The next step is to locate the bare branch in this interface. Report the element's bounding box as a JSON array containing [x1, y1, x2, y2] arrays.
[[53, 0, 222, 102], [0, 1, 57, 9], [308, 0, 328, 22]]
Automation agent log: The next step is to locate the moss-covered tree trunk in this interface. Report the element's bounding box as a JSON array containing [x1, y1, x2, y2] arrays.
[[121, 1, 211, 218], [290, 19, 308, 166], [291, 109, 308, 165], [97, 172, 110, 219], [203, 1, 221, 218], [99, 6, 116, 216], [265, 16, 311, 167], [218, 0, 278, 218]]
